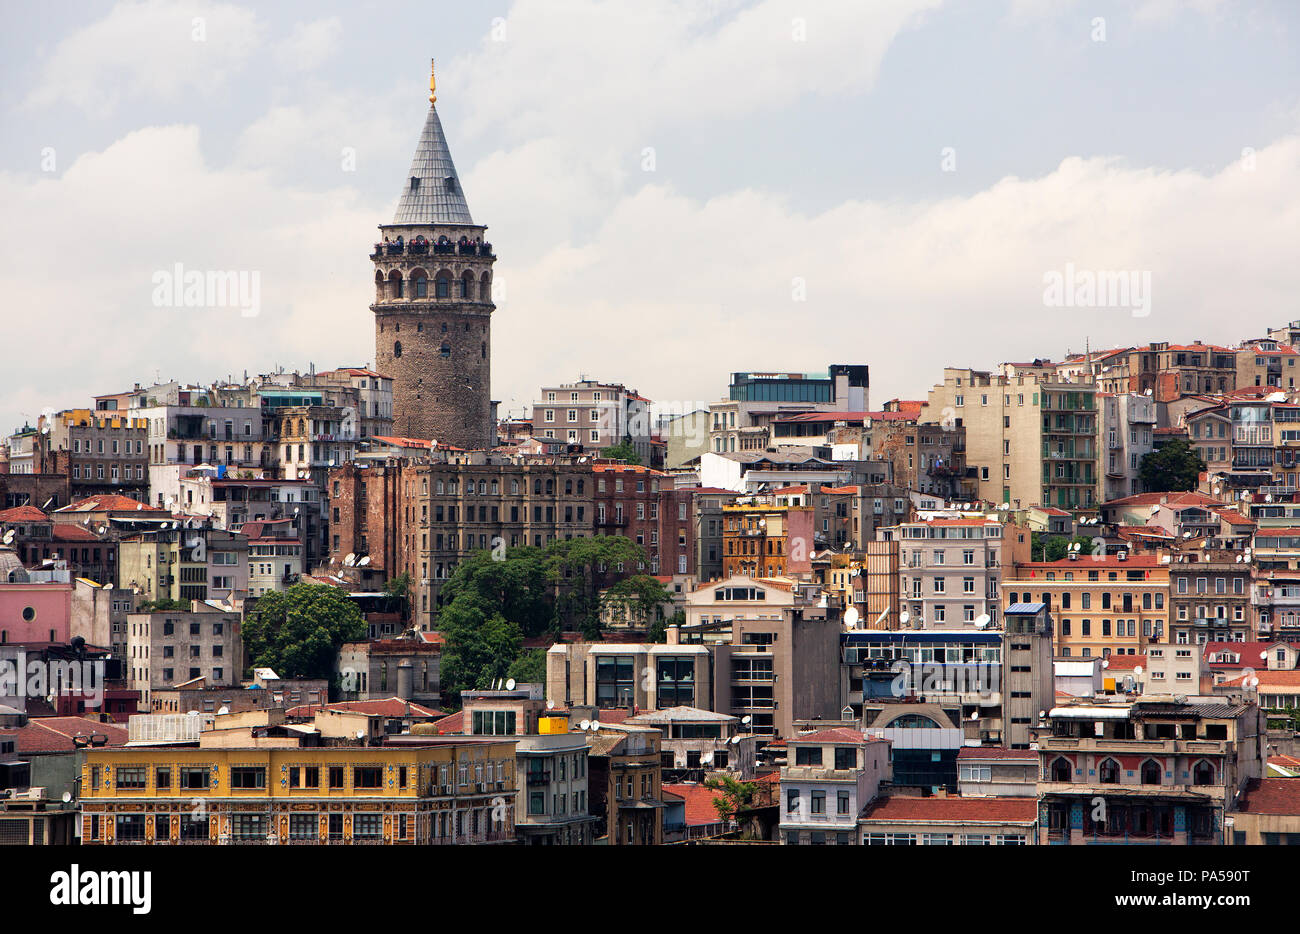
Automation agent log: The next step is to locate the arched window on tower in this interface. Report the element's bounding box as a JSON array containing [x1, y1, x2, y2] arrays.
[[412, 269, 428, 298], [387, 269, 403, 300], [480, 272, 490, 302], [435, 270, 452, 299], [460, 273, 473, 299], [394, 341, 402, 359], [439, 344, 451, 358]]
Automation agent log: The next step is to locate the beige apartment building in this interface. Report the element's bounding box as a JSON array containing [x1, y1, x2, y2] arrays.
[[680, 576, 841, 739], [531, 379, 655, 463], [881, 516, 1031, 629], [125, 603, 243, 707], [927, 368, 1099, 509], [1003, 554, 1169, 658]]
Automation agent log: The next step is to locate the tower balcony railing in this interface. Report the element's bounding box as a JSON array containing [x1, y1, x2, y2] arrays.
[[372, 237, 495, 260]]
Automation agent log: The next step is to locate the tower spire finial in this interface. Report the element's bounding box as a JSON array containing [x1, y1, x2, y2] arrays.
[[429, 58, 437, 105]]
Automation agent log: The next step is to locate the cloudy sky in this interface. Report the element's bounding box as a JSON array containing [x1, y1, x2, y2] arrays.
[[1, 0, 1297, 433]]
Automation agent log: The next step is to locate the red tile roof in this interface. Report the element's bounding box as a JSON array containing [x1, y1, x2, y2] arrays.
[[2, 716, 129, 753], [284, 698, 443, 719], [1103, 654, 1146, 671], [0, 506, 49, 523], [661, 783, 727, 827], [432, 711, 464, 734], [56, 495, 162, 513], [1234, 778, 1300, 816], [860, 795, 1039, 824]]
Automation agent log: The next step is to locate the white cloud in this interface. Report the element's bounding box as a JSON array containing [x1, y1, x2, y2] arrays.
[[276, 17, 344, 72], [23, 0, 265, 113]]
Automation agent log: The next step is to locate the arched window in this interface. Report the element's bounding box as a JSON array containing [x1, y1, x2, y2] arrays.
[[889, 714, 940, 730], [480, 271, 490, 302], [1140, 759, 1162, 785], [1050, 757, 1072, 783], [374, 270, 385, 302], [1098, 758, 1120, 784], [393, 341, 402, 359], [387, 269, 404, 299], [459, 274, 471, 299], [1192, 759, 1215, 786], [412, 270, 428, 298], [435, 270, 452, 299], [439, 344, 451, 358]]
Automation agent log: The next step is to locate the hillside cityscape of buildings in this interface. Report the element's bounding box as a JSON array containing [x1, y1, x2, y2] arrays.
[[4, 64, 1300, 851]]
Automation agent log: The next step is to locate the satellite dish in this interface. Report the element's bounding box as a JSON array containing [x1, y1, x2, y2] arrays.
[[702, 752, 714, 764], [1260, 650, 1269, 660], [188, 710, 199, 717], [1149, 505, 1161, 515], [741, 715, 752, 725], [505, 678, 516, 691], [899, 611, 910, 625], [358, 556, 371, 566], [974, 613, 991, 629], [343, 553, 356, 567], [591, 720, 602, 731], [2, 530, 13, 545], [579, 720, 591, 731], [730, 735, 742, 744], [62, 792, 72, 803], [1133, 665, 1144, 676], [546, 700, 555, 710], [1101, 659, 1109, 669], [843, 607, 860, 628], [356, 730, 365, 739], [217, 706, 230, 715], [103, 583, 113, 591], [969, 711, 979, 721]]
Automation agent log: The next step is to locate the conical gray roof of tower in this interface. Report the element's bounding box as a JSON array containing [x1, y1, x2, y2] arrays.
[[391, 105, 475, 226]]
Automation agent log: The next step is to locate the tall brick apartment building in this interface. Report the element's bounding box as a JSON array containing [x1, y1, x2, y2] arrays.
[[331, 456, 698, 629], [371, 63, 497, 449], [592, 464, 696, 577]]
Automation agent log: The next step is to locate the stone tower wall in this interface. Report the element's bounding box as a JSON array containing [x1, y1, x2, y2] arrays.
[[371, 223, 495, 448]]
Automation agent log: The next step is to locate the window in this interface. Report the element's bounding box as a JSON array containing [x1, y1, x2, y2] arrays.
[[115, 767, 146, 790], [231, 767, 266, 789], [794, 747, 823, 767], [180, 768, 210, 790]]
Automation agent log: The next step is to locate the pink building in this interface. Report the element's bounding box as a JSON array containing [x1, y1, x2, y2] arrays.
[[0, 582, 72, 644]]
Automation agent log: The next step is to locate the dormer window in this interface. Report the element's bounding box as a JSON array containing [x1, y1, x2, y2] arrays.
[[410, 177, 420, 190]]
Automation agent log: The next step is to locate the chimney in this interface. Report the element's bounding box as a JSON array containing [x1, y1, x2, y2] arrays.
[[397, 659, 413, 701]]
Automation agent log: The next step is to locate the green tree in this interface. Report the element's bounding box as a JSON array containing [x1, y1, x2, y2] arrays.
[[433, 535, 650, 703], [602, 574, 675, 631], [704, 774, 758, 823], [600, 440, 642, 465], [382, 572, 411, 615], [506, 648, 547, 686], [138, 597, 189, 612], [1139, 438, 1205, 492], [242, 583, 366, 680], [436, 601, 525, 706]]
